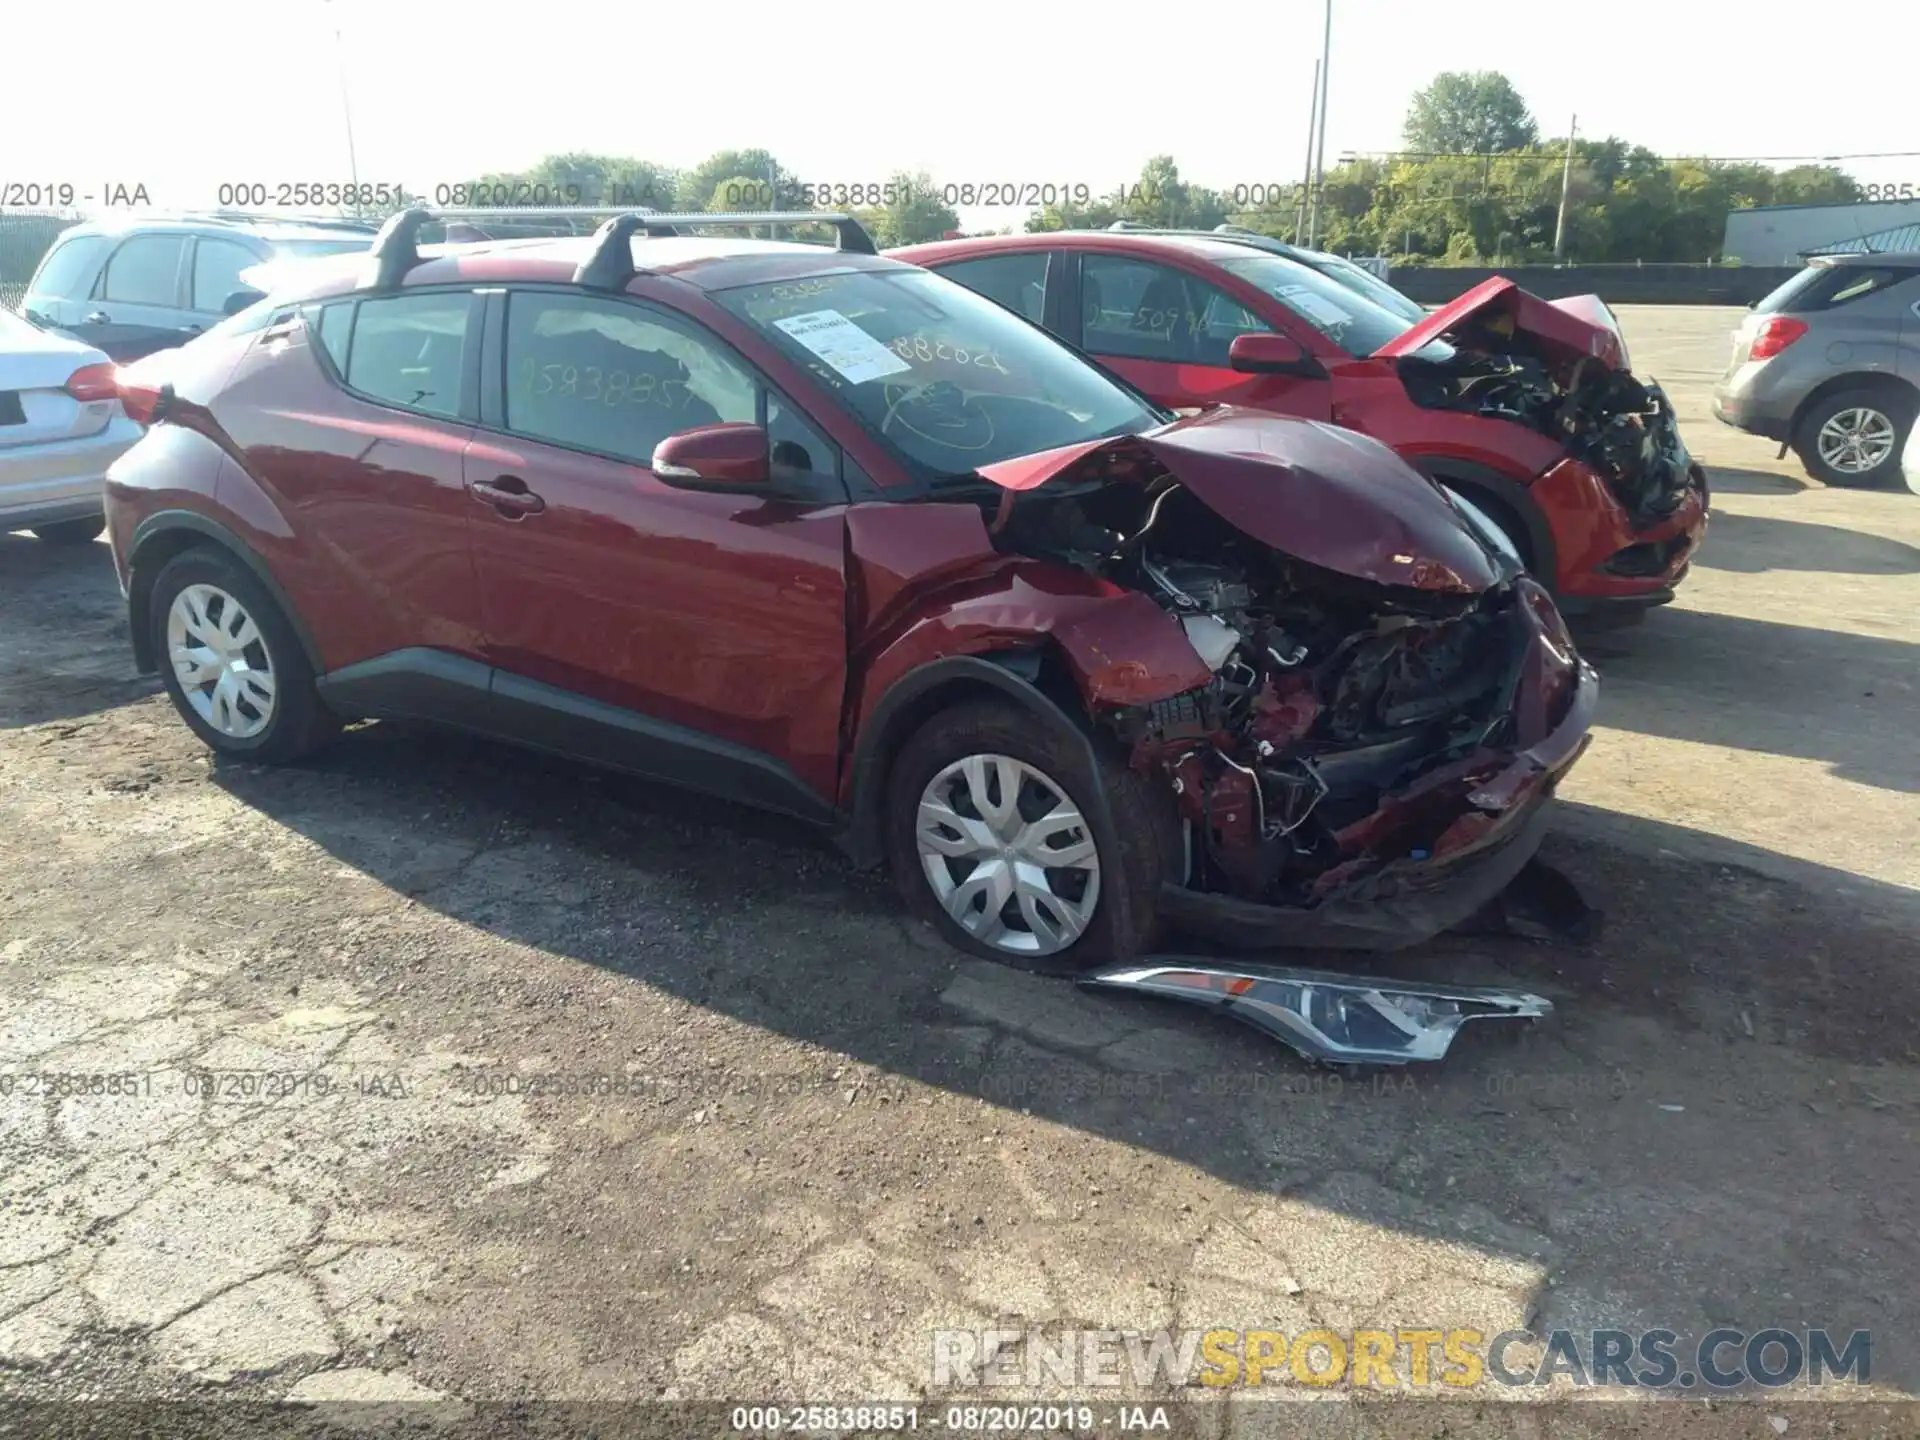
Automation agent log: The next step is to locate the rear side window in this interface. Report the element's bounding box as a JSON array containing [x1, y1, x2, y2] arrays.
[[1756, 264, 1914, 314], [935, 253, 1049, 323], [28, 235, 110, 300], [342, 293, 472, 418], [100, 235, 187, 305], [315, 303, 353, 371], [502, 291, 756, 465], [192, 238, 262, 312]]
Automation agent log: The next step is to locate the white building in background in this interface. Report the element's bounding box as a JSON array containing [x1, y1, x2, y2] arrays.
[[1723, 199, 1920, 265]]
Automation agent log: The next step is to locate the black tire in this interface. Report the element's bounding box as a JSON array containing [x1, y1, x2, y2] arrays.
[[29, 515, 106, 545], [1438, 481, 1542, 583], [884, 698, 1174, 971], [1793, 389, 1914, 488], [149, 547, 339, 764]]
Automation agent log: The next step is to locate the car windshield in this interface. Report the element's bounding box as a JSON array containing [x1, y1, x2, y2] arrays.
[[1216, 253, 1424, 357], [1302, 254, 1427, 323], [711, 267, 1164, 480]]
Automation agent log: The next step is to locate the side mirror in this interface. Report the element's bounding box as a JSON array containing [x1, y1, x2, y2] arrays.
[[652, 422, 770, 489], [222, 288, 266, 317], [1228, 332, 1324, 378]]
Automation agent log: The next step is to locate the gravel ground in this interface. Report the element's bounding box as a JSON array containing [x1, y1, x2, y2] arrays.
[[1, 306, 1916, 1435]]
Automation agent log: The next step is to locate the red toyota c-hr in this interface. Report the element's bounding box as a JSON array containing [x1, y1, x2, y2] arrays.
[[892, 230, 1709, 620], [105, 208, 1594, 966]]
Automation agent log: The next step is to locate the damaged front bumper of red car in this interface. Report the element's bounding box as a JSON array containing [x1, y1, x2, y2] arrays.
[[960, 409, 1601, 954], [1156, 659, 1594, 950]]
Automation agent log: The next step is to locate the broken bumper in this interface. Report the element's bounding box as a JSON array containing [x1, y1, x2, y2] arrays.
[[1157, 658, 1597, 952]]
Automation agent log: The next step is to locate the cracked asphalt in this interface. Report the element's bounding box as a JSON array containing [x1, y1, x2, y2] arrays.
[[1, 307, 1917, 1431]]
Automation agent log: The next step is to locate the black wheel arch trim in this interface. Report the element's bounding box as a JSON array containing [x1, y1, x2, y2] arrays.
[[1410, 458, 1560, 592], [126, 510, 325, 678], [839, 651, 1121, 871]]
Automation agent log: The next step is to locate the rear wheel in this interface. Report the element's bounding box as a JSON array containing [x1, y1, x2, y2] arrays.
[[884, 699, 1170, 970], [29, 516, 106, 545], [149, 548, 338, 763], [1794, 390, 1912, 488]]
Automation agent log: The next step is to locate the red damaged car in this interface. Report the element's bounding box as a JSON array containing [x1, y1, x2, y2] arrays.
[[892, 230, 1709, 620], [104, 208, 1595, 966]]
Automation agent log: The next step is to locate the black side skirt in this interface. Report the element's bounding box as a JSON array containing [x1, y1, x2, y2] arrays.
[[314, 647, 836, 828]]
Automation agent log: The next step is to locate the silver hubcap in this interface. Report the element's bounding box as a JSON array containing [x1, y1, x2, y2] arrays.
[[1816, 407, 1896, 474], [916, 754, 1100, 956], [166, 583, 277, 739]]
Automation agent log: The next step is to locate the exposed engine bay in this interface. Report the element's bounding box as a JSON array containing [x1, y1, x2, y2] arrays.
[[1397, 336, 1696, 526], [984, 462, 1575, 915]]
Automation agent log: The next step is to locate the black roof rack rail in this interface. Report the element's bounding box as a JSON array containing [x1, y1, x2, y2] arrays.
[[362, 205, 878, 293]]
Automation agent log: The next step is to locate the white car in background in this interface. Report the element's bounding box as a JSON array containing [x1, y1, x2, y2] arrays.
[[1905, 417, 1920, 495], [0, 309, 142, 544]]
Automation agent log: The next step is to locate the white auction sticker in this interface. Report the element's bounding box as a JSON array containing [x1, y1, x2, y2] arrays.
[[772, 309, 912, 385], [1277, 285, 1352, 328]]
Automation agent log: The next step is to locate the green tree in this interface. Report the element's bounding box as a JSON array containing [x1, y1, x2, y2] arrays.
[[1403, 71, 1539, 155], [677, 150, 796, 212], [853, 172, 959, 247], [1025, 196, 1123, 232], [465, 153, 679, 211]]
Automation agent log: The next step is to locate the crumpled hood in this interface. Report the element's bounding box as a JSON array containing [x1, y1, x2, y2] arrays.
[[1373, 276, 1627, 372], [976, 408, 1501, 594]]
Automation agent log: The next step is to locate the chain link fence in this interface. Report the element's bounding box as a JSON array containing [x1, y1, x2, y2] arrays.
[[0, 211, 79, 313]]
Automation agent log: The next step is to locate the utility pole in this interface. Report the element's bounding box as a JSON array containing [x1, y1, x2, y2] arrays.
[[1553, 114, 1577, 263], [1294, 58, 1320, 244], [1307, 0, 1332, 248], [324, 0, 359, 192]]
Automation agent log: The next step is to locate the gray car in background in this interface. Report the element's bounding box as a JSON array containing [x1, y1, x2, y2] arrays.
[[1713, 252, 1920, 487], [18, 214, 375, 363]]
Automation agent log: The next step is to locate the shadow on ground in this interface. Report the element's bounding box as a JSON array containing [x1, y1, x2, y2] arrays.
[[0, 534, 157, 728], [1576, 606, 1917, 793], [1694, 510, 1920, 576], [1702, 465, 1808, 497], [204, 718, 1920, 1395]]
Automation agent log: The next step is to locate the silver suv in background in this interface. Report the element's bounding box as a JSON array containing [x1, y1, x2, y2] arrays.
[[1713, 253, 1920, 487], [18, 214, 375, 363]]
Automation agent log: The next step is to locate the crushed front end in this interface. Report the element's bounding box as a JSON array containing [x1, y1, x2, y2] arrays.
[[1397, 345, 1701, 530], [980, 414, 1597, 950], [1126, 562, 1595, 949]]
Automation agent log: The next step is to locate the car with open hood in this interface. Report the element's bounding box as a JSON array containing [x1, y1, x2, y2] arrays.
[[104, 207, 1595, 965], [891, 230, 1708, 621]]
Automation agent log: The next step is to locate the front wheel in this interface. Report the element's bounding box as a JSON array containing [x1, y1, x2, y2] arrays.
[[884, 699, 1171, 969], [149, 548, 339, 763]]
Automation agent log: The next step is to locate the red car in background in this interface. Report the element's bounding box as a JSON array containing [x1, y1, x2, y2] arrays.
[[103, 208, 1593, 968], [892, 231, 1709, 621]]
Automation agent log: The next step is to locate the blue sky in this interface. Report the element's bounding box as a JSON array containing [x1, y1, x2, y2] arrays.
[[7, 0, 1916, 228]]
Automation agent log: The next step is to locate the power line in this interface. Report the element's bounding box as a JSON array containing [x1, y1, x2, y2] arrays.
[[1340, 148, 1920, 164]]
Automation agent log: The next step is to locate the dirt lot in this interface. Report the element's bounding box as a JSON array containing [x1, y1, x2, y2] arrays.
[[2, 305, 1917, 1430]]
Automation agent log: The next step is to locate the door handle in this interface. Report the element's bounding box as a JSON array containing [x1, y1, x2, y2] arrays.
[[177, 323, 203, 334], [468, 475, 546, 518], [84, 311, 110, 324]]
